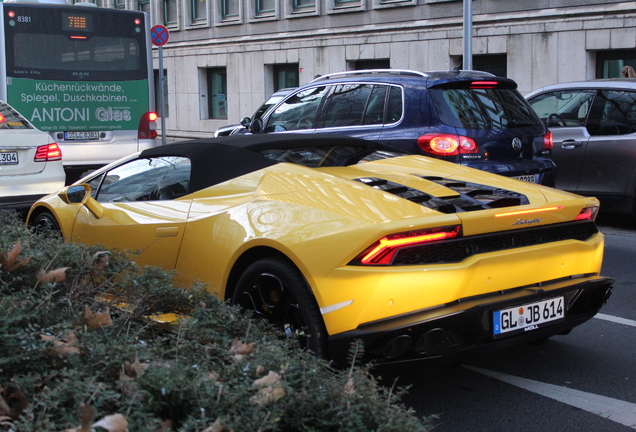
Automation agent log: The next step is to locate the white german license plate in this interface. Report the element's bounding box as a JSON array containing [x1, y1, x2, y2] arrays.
[[65, 131, 99, 140], [512, 174, 537, 183], [493, 296, 564, 336], [0, 151, 18, 165]]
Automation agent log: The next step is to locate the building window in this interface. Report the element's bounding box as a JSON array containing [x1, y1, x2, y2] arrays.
[[207, 68, 228, 119], [334, 0, 360, 8], [274, 64, 299, 91], [154, 69, 170, 118], [474, 54, 507, 77], [138, 0, 150, 12], [596, 50, 636, 79], [256, 0, 276, 16], [221, 0, 240, 20], [192, 0, 207, 21], [354, 59, 390, 70], [455, 54, 507, 77], [113, 0, 126, 8], [293, 0, 315, 11], [163, 0, 178, 25]]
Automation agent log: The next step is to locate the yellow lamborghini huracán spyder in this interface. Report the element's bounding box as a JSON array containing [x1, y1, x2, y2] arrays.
[[27, 134, 613, 365]]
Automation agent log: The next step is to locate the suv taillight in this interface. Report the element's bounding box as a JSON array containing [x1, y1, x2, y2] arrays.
[[138, 112, 158, 140], [418, 133, 478, 156], [34, 143, 62, 162], [543, 130, 553, 150]]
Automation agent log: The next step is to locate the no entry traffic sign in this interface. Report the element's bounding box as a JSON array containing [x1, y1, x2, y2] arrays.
[[151, 24, 170, 47]]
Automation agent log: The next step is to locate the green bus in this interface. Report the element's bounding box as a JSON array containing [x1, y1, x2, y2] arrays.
[[0, 0, 157, 182]]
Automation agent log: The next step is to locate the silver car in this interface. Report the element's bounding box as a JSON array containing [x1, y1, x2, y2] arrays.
[[0, 100, 66, 216], [526, 79, 636, 218]]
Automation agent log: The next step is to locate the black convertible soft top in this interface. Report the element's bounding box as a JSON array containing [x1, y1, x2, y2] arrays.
[[139, 134, 389, 193]]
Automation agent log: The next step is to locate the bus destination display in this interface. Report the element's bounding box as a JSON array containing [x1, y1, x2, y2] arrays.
[[62, 13, 93, 32]]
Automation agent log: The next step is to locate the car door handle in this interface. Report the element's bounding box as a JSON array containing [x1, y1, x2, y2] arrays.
[[155, 227, 179, 237], [561, 140, 583, 149]]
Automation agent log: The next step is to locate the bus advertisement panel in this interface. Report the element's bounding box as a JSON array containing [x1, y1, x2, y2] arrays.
[[0, 2, 157, 181]]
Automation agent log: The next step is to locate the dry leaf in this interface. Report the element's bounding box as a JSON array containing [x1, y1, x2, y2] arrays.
[[228, 338, 255, 355], [41, 331, 81, 358], [201, 419, 235, 432], [154, 419, 173, 432], [92, 413, 128, 432], [228, 338, 254, 363], [122, 353, 148, 378], [203, 370, 221, 384], [89, 251, 111, 279], [0, 241, 31, 272], [81, 404, 96, 431], [0, 386, 28, 420], [250, 371, 286, 406], [64, 404, 96, 432], [83, 305, 113, 329], [117, 369, 135, 398], [37, 267, 69, 284], [0, 391, 10, 417]]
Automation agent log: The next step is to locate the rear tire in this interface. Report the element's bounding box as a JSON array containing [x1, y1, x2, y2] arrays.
[[232, 257, 328, 358]]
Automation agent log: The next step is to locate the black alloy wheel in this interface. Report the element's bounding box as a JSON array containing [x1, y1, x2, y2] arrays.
[[232, 257, 328, 358]]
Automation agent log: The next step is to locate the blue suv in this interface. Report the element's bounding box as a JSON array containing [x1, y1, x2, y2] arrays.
[[248, 70, 555, 185]]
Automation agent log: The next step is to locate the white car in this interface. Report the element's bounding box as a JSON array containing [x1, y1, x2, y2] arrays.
[[0, 100, 65, 216]]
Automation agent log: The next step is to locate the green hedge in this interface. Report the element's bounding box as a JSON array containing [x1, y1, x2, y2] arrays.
[[0, 211, 430, 431]]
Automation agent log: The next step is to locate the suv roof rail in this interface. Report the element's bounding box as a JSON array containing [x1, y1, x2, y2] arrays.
[[427, 69, 497, 77], [459, 69, 496, 77], [312, 69, 429, 82]]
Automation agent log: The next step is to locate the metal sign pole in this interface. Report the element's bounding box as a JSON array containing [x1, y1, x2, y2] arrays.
[[463, 0, 473, 71], [150, 24, 169, 146], [158, 46, 166, 146]]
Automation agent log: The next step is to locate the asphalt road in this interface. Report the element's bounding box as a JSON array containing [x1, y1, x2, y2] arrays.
[[384, 213, 636, 432]]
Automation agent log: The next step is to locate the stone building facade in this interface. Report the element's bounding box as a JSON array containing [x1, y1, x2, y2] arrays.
[[102, 0, 636, 140]]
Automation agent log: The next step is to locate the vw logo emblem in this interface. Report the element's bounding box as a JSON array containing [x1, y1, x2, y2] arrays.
[[512, 138, 522, 151]]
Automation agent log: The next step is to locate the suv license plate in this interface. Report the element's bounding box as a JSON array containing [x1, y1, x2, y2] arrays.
[[0, 151, 18, 165], [65, 131, 99, 140], [493, 296, 564, 336], [512, 174, 537, 183]]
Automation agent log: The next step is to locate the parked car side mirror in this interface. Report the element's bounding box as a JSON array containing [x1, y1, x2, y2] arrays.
[[59, 184, 90, 204], [250, 118, 264, 134], [58, 183, 104, 219], [240, 117, 251, 127]]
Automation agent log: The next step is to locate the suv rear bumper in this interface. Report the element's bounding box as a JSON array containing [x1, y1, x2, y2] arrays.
[[464, 158, 556, 185]]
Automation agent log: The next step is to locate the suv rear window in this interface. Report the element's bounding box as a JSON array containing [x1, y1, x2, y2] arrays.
[[0, 102, 32, 129], [430, 87, 540, 130]]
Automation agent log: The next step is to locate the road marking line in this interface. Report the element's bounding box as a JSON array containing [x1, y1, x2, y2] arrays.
[[464, 366, 636, 429], [594, 313, 636, 327]]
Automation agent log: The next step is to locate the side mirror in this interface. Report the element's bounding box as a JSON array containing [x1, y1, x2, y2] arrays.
[[59, 184, 90, 204], [58, 184, 104, 219], [250, 118, 264, 134], [240, 117, 251, 127]]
